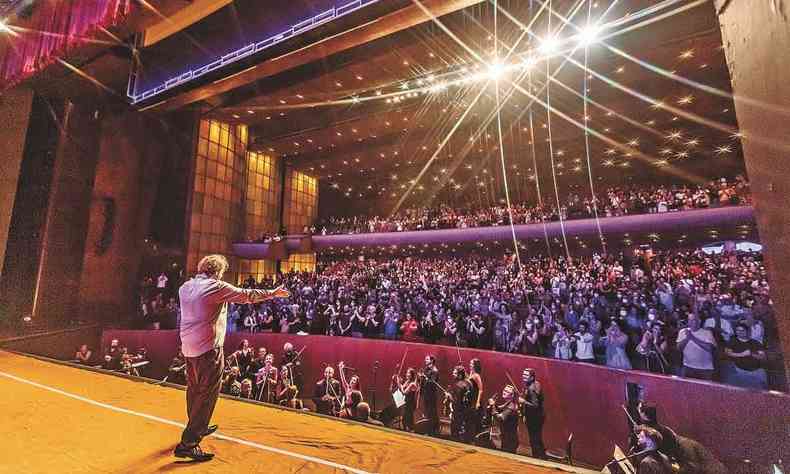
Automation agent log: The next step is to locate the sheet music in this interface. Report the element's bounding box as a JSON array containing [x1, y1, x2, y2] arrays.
[[392, 389, 406, 408]]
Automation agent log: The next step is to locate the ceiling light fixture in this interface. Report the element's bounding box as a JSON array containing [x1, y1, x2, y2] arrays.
[[539, 36, 560, 55], [578, 25, 601, 46]]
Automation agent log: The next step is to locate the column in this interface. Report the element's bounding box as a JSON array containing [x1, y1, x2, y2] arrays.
[[716, 0, 790, 377]]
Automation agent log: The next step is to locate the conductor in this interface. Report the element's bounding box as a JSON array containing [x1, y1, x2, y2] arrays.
[[174, 255, 290, 461]]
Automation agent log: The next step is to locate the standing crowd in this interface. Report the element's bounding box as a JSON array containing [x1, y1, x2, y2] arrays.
[[230, 248, 775, 390], [318, 176, 750, 235]]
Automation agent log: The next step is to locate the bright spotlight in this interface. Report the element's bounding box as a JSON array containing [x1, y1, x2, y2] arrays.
[[578, 25, 601, 46], [538, 36, 560, 55], [485, 62, 505, 81], [428, 82, 447, 93]]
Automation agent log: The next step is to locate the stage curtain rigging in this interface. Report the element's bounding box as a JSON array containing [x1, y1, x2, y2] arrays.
[[0, 0, 132, 90]]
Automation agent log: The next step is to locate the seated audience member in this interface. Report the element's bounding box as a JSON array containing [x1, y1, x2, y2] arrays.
[[723, 322, 768, 389], [75, 344, 93, 365]]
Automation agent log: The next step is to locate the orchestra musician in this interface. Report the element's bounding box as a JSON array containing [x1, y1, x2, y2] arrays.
[[222, 366, 242, 396], [314, 366, 343, 416], [391, 368, 419, 432], [168, 347, 187, 385], [487, 385, 520, 454], [239, 378, 254, 399], [338, 361, 363, 419], [249, 347, 268, 377], [636, 402, 727, 474], [519, 368, 546, 459], [277, 365, 302, 409], [418, 355, 440, 436], [75, 344, 93, 365], [633, 426, 675, 474], [446, 365, 472, 441], [103, 339, 122, 371], [466, 358, 484, 443], [232, 339, 254, 378], [280, 342, 303, 391], [254, 353, 278, 403]]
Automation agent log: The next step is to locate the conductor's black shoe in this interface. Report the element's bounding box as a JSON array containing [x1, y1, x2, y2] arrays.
[[203, 425, 219, 436], [174, 445, 214, 462]]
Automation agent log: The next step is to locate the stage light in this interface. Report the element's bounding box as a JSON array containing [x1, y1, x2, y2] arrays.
[[485, 62, 505, 81], [428, 82, 447, 93], [538, 36, 560, 55], [578, 25, 601, 46]]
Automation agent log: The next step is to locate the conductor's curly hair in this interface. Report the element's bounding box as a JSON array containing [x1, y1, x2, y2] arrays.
[[197, 254, 229, 277]]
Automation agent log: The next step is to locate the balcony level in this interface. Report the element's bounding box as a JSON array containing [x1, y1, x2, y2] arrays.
[[232, 205, 756, 259]]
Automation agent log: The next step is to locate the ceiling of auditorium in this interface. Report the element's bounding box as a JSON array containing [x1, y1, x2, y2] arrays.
[[8, 0, 747, 219], [200, 0, 745, 215]]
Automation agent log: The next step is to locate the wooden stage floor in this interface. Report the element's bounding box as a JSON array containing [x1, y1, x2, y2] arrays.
[[0, 350, 594, 473]]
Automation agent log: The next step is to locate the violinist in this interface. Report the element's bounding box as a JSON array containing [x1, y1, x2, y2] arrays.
[[255, 353, 278, 403], [446, 365, 472, 441], [338, 361, 363, 419], [280, 342, 303, 391], [314, 366, 343, 416], [487, 385, 520, 453], [232, 339, 254, 378], [222, 366, 242, 396], [392, 368, 419, 432], [277, 365, 302, 409], [466, 358, 484, 442], [418, 355, 440, 436], [249, 347, 268, 377], [519, 368, 546, 458]]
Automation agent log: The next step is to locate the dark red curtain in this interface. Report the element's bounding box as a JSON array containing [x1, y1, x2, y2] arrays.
[[0, 0, 132, 90]]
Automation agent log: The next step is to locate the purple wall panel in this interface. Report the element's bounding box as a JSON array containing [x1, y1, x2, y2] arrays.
[[102, 329, 788, 470]]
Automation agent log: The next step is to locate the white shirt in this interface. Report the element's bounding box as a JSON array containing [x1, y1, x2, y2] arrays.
[[179, 274, 271, 357], [677, 328, 716, 370], [574, 332, 595, 360], [157, 274, 168, 288]]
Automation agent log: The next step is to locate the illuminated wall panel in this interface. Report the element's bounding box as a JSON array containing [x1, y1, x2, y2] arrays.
[[281, 253, 316, 273], [237, 258, 277, 284], [187, 119, 247, 282], [245, 151, 281, 240], [283, 169, 317, 234]]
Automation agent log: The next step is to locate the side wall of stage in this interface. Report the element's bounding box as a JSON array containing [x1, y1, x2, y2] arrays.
[[1, 325, 102, 360], [100, 330, 787, 470]]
